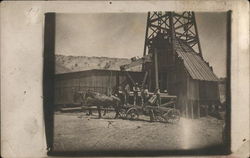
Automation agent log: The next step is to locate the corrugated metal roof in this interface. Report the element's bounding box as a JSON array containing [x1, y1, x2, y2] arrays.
[[175, 40, 219, 81]]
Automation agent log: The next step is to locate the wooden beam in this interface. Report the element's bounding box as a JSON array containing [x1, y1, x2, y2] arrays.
[[187, 38, 198, 45], [175, 21, 193, 30], [175, 32, 195, 40], [173, 15, 183, 26], [192, 12, 203, 57], [173, 12, 192, 21], [169, 12, 176, 64], [142, 71, 148, 88], [148, 69, 152, 91], [150, 24, 169, 32], [154, 48, 159, 90], [143, 12, 151, 56], [126, 71, 136, 86], [150, 13, 169, 23]]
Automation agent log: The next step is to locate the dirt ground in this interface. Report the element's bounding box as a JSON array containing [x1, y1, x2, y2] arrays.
[[53, 111, 224, 152]]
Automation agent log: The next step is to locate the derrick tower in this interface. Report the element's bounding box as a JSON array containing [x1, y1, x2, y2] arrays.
[[143, 12, 202, 57], [142, 12, 203, 92]]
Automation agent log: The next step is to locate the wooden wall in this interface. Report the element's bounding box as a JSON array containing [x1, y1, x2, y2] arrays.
[[54, 70, 144, 105], [175, 59, 219, 118], [187, 78, 200, 118], [55, 71, 116, 104], [181, 77, 219, 118], [175, 59, 189, 117]]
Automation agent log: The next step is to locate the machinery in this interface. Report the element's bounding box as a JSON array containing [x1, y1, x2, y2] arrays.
[[120, 53, 152, 88]]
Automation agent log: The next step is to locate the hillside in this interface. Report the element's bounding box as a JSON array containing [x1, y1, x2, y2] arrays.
[[55, 54, 141, 74]]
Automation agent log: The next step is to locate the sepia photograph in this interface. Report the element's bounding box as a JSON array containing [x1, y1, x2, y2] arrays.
[[1, 1, 249, 158], [43, 11, 230, 155], [0, 0, 250, 158]]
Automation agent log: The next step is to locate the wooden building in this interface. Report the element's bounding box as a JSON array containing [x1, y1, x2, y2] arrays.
[[136, 12, 221, 118], [54, 69, 143, 105], [143, 35, 220, 118]]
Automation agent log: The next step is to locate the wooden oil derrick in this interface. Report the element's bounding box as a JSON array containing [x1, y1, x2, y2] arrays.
[[142, 11, 203, 92]]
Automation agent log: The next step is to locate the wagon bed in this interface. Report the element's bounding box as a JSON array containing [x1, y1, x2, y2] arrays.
[[119, 104, 181, 123]]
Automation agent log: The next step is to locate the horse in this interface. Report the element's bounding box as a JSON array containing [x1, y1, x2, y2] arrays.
[[74, 90, 121, 119]]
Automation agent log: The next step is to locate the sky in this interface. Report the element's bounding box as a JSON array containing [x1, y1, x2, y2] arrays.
[[55, 12, 227, 78]]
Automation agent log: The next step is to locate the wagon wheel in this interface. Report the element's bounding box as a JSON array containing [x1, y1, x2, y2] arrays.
[[164, 109, 180, 124], [119, 108, 127, 119], [126, 108, 139, 120]]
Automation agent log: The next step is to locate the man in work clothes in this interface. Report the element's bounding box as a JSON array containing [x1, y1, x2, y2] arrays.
[[124, 83, 130, 105], [133, 83, 140, 105], [141, 86, 149, 106], [148, 89, 161, 121], [117, 85, 125, 105]]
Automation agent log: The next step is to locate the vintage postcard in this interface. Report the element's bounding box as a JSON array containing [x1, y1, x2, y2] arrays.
[[1, 1, 249, 158]]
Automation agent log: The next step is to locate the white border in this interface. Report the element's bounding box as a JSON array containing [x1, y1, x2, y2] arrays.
[[1, 1, 249, 157]]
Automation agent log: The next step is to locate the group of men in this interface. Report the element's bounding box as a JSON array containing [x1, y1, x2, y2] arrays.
[[116, 83, 161, 107]]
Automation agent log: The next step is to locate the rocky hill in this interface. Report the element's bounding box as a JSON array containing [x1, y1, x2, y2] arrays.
[[55, 54, 141, 74]]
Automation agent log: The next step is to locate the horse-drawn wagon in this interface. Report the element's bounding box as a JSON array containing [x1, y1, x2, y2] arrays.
[[119, 94, 181, 123], [74, 90, 180, 123]]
